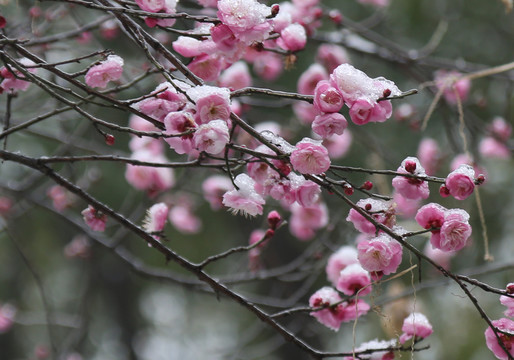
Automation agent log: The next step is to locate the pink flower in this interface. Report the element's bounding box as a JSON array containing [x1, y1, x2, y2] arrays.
[[357, 234, 403, 276], [135, 0, 165, 12], [0, 58, 37, 93], [336, 263, 372, 296], [293, 102, 319, 124], [340, 299, 371, 322], [399, 312, 433, 344], [193, 120, 230, 154], [277, 23, 307, 51], [346, 198, 395, 235], [349, 99, 392, 125], [210, 23, 238, 52], [417, 138, 440, 175], [136, 82, 188, 121], [222, 174, 265, 217], [500, 291, 514, 318], [289, 202, 328, 240], [187, 54, 223, 82], [125, 150, 175, 197], [217, 0, 272, 43], [312, 113, 348, 139], [393, 192, 420, 219], [143, 202, 169, 234], [187, 85, 231, 124], [435, 70, 471, 104], [325, 246, 359, 285], [64, 235, 91, 259], [218, 61, 252, 90], [202, 175, 233, 210], [313, 80, 345, 114], [485, 318, 514, 360], [415, 203, 446, 248], [437, 209, 471, 252], [252, 52, 283, 81], [480, 137, 511, 159], [490, 117, 512, 142], [445, 164, 475, 200], [292, 176, 321, 207], [323, 130, 352, 159], [316, 44, 349, 73], [309, 287, 345, 331], [81, 205, 107, 232], [163, 111, 197, 155], [0, 303, 16, 333], [85, 55, 124, 89], [47, 185, 74, 211], [169, 204, 202, 234], [290, 138, 331, 175], [297, 63, 328, 95], [392, 157, 430, 200], [423, 241, 454, 270]]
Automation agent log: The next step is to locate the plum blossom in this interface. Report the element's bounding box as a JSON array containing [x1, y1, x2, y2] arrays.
[[298, 63, 328, 95], [323, 130, 352, 159], [187, 54, 224, 82], [289, 202, 328, 240], [417, 138, 440, 175], [218, 61, 252, 90], [399, 312, 433, 344], [143, 203, 169, 234], [346, 198, 395, 235], [290, 138, 331, 175], [202, 175, 233, 210], [357, 234, 403, 278], [393, 192, 420, 219], [277, 23, 307, 52], [137, 0, 177, 27], [187, 85, 231, 124], [415, 204, 471, 252], [480, 137, 511, 159], [217, 0, 273, 43], [326, 246, 359, 285], [485, 318, 514, 360], [289, 173, 321, 207], [445, 164, 476, 200], [222, 174, 265, 217], [193, 120, 230, 154], [336, 263, 372, 296], [500, 288, 514, 318], [1, 58, 37, 93], [125, 149, 175, 197], [163, 111, 197, 155], [47, 185, 75, 211], [136, 82, 188, 121], [434, 70, 471, 105], [316, 44, 349, 73], [81, 205, 107, 232], [391, 157, 430, 200], [85, 55, 124, 89], [313, 80, 345, 114], [309, 287, 345, 331], [169, 204, 202, 234], [423, 241, 454, 270]]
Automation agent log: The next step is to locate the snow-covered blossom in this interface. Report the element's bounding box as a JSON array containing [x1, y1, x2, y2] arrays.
[[0, 58, 37, 93], [163, 111, 197, 155], [81, 205, 107, 232], [290, 138, 331, 174], [193, 120, 230, 154], [309, 287, 345, 331], [187, 85, 231, 124], [391, 157, 430, 200], [415, 204, 472, 252], [336, 263, 372, 296], [326, 246, 359, 285], [399, 312, 433, 343], [222, 174, 265, 217], [217, 0, 273, 43], [277, 23, 307, 51], [485, 318, 514, 360], [357, 234, 403, 277], [143, 203, 169, 234], [346, 198, 395, 235], [85, 55, 124, 89], [445, 164, 476, 200], [136, 82, 188, 121]]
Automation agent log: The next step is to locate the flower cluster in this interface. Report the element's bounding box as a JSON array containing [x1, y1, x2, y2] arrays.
[[415, 203, 472, 252]]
